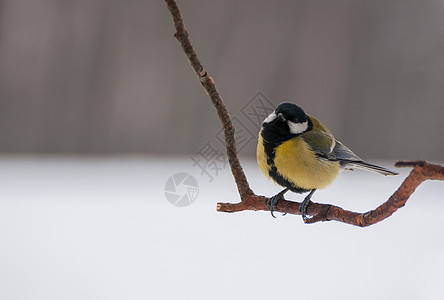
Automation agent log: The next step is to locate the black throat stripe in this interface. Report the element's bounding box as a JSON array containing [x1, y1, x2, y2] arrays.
[[261, 134, 310, 194]]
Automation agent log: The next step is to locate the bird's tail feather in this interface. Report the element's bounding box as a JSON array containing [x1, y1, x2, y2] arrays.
[[345, 161, 399, 176]]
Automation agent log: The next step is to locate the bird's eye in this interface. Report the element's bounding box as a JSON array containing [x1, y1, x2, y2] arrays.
[[277, 113, 286, 122]]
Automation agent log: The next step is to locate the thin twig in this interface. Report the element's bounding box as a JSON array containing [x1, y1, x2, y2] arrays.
[[164, 0, 252, 199], [164, 0, 443, 226]]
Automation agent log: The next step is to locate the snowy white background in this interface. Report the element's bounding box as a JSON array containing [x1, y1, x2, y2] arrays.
[[0, 156, 443, 299]]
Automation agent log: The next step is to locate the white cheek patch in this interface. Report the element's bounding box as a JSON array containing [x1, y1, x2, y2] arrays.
[[288, 120, 308, 134], [263, 111, 277, 123]]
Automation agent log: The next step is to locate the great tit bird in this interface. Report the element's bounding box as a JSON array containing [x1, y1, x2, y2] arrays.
[[257, 102, 398, 220]]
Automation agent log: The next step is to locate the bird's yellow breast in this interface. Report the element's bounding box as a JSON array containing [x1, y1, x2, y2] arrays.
[[257, 136, 271, 180], [257, 135, 340, 190]]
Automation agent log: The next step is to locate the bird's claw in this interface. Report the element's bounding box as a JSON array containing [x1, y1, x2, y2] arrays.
[[267, 189, 288, 218], [298, 199, 311, 221], [298, 189, 316, 221], [266, 195, 280, 218]]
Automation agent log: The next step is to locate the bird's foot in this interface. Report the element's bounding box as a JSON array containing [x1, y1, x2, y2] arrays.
[[298, 198, 312, 221], [267, 189, 288, 218], [298, 189, 316, 221]]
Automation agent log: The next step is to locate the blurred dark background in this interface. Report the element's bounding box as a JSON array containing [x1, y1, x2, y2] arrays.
[[0, 0, 443, 159]]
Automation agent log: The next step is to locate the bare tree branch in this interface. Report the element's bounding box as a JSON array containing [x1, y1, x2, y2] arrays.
[[218, 161, 444, 226], [164, 0, 443, 226], [164, 0, 253, 199]]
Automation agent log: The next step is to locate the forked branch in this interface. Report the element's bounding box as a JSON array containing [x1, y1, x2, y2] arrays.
[[164, 0, 444, 226]]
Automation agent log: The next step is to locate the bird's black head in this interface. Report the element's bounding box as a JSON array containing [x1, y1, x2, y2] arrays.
[[261, 102, 312, 144]]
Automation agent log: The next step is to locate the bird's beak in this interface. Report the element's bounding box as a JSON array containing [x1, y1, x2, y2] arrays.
[[277, 113, 286, 122]]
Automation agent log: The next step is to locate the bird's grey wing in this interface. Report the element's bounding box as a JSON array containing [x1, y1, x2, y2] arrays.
[[333, 140, 398, 175], [301, 131, 336, 160], [309, 138, 362, 165], [332, 140, 362, 163], [302, 133, 361, 163]]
